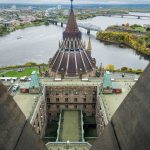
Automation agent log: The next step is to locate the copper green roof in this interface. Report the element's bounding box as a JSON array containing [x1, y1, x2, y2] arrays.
[[29, 71, 40, 88], [103, 72, 112, 88]]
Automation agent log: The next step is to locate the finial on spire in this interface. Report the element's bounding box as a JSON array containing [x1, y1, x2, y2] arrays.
[[71, 0, 73, 10]]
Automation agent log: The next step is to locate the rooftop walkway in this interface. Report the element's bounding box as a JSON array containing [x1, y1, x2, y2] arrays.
[[40, 77, 101, 87]]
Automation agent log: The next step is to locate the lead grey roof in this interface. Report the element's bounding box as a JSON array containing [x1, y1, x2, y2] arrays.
[[51, 49, 94, 76], [50, 1, 94, 76]]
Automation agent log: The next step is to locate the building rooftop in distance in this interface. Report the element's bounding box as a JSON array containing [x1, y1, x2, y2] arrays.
[[101, 81, 135, 120], [14, 92, 39, 119]]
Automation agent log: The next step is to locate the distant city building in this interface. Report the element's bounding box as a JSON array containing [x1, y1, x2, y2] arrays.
[[57, 5, 62, 10], [45, 10, 49, 17], [11, 5, 16, 10]]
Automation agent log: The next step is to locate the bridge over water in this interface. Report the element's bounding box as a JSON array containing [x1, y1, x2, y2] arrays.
[[99, 14, 150, 20], [47, 19, 101, 35]]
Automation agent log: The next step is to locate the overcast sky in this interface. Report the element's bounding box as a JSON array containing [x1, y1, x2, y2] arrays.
[[0, 0, 150, 4]]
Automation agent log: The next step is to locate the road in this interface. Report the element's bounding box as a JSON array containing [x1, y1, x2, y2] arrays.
[[111, 72, 139, 80]]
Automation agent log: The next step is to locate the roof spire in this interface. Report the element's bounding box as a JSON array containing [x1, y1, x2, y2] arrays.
[[63, 0, 81, 39], [71, 0, 73, 10]]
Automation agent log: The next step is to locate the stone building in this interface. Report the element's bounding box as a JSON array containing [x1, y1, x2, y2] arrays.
[[1, 63, 150, 150], [46, 85, 97, 119], [1, 1, 149, 150], [46, 0, 98, 120], [48, 0, 96, 79], [30, 85, 47, 138], [12, 71, 47, 138]]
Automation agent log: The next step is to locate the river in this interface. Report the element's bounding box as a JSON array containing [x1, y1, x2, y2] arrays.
[[0, 12, 149, 69]]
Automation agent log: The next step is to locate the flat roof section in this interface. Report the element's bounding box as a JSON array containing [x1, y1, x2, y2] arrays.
[[101, 81, 135, 120], [112, 82, 121, 89], [20, 82, 30, 89], [41, 77, 101, 87], [14, 92, 39, 119]]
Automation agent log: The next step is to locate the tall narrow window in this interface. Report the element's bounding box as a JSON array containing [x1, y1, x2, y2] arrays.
[[74, 98, 77, 102], [65, 98, 68, 102], [74, 105, 77, 109], [93, 98, 96, 102], [56, 98, 59, 102], [83, 98, 86, 102]]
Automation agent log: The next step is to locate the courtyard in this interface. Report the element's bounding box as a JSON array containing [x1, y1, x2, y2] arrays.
[[59, 110, 82, 142]]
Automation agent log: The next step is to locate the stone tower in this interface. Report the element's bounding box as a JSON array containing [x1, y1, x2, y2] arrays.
[[86, 36, 92, 57]]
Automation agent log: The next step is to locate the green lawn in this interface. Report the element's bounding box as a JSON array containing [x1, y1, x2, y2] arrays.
[[60, 110, 81, 142], [0, 67, 39, 77]]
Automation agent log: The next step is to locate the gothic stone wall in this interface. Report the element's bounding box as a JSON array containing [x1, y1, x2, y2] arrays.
[[46, 86, 97, 119], [30, 100, 47, 138]]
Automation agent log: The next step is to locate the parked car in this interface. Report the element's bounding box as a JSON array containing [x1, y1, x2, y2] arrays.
[[12, 84, 19, 92]]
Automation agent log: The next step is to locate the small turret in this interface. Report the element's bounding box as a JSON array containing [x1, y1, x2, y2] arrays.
[[86, 36, 92, 56]]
